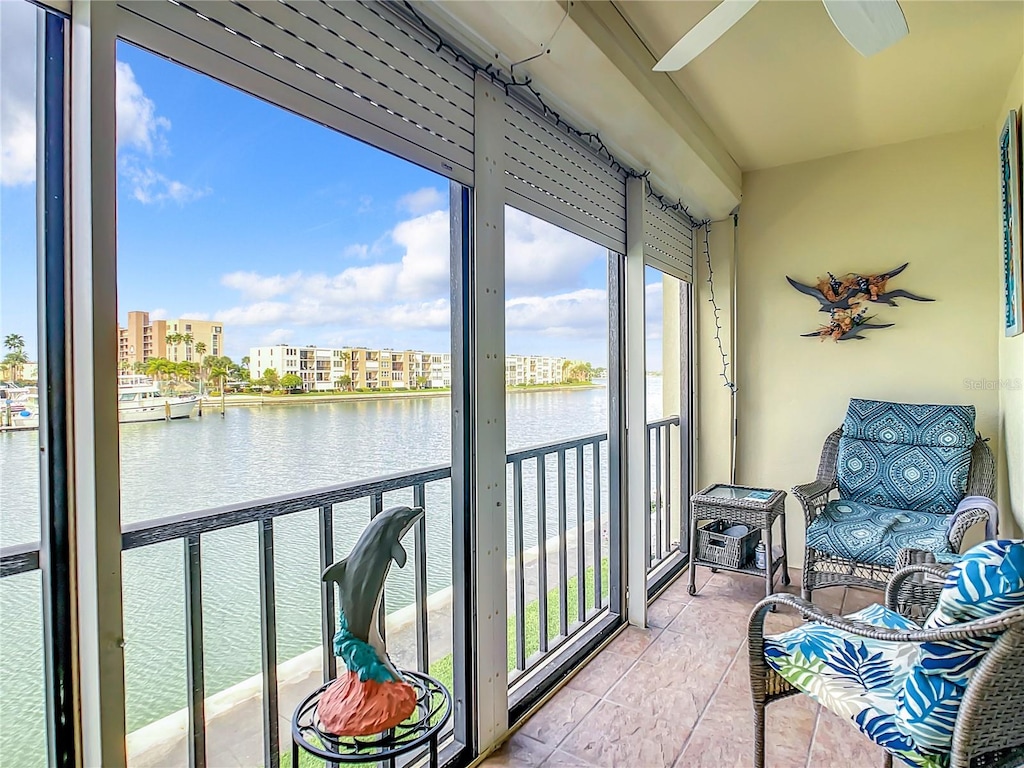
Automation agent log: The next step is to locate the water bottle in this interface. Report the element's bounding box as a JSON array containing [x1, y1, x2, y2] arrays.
[[754, 541, 767, 571]]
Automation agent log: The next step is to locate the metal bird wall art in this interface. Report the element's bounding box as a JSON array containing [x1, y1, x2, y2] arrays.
[[787, 263, 933, 341]]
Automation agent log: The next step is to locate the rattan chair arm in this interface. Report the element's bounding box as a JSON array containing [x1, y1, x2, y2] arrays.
[[884, 564, 950, 613], [791, 479, 835, 527], [946, 507, 991, 551], [749, 594, 1024, 644]]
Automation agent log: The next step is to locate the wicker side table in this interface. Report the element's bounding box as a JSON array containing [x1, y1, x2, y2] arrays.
[[688, 484, 789, 598]]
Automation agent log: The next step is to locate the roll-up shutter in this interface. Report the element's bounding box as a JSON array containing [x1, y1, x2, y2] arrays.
[[504, 96, 626, 253], [117, 0, 475, 185], [643, 197, 694, 282]]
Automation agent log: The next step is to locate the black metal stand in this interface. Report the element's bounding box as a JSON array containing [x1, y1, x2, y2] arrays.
[[291, 670, 452, 767]]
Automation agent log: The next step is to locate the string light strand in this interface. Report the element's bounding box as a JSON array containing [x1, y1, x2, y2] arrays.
[[702, 221, 735, 392]]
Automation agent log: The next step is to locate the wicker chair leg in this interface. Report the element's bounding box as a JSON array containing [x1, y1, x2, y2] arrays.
[[883, 752, 892, 768], [754, 703, 766, 768]]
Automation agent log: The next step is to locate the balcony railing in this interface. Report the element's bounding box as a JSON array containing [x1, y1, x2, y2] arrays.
[[0, 417, 683, 768]]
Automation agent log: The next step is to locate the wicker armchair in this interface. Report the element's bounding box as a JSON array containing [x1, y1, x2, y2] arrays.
[[795, 418, 996, 601], [749, 548, 1024, 768]]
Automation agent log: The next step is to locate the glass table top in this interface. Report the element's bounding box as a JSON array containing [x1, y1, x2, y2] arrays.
[[701, 484, 777, 501]]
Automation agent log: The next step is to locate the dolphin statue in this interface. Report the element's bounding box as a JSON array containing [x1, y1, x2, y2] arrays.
[[322, 504, 424, 683]]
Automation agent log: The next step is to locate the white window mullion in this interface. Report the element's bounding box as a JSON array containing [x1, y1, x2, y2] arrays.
[[625, 176, 649, 627], [469, 71, 508, 752], [70, 1, 127, 765]]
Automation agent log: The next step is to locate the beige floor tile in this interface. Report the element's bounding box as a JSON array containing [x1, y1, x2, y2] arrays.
[[604, 625, 662, 659], [542, 748, 596, 766], [518, 688, 600, 748], [482, 732, 555, 767], [647, 598, 687, 629], [807, 708, 886, 767], [559, 700, 690, 768], [604, 658, 712, 727], [565, 651, 635, 698], [842, 587, 885, 614]]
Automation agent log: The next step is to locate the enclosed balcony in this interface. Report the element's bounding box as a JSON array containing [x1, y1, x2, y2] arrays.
[[0, 1, 1021, 767]]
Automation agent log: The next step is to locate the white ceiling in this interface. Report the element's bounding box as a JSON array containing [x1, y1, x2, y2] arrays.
[[615, 0, 1024, 171]]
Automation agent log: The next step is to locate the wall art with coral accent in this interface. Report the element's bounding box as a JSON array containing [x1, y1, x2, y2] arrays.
[[1000, 109, 1022, 337], [787, 263, 933, 342]]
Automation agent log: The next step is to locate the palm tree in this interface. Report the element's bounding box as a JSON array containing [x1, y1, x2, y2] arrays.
[[145, 357, 171, 382], [165, 333, 182, 362], [3, 334, 26, 384], [181, 333, 194, 364], [208, 362, 229, 415], [193, 342, 207, 394]]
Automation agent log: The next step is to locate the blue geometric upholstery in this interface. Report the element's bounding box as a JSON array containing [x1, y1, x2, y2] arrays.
[[806, 500, 955, 567], [836, 399, 975, 514], [765, 540, 1024, 768]]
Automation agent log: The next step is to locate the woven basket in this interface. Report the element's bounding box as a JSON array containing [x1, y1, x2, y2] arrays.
[[696, 520, 761, 569]]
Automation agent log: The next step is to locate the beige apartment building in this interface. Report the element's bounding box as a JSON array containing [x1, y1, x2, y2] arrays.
[[118, 311, 225, 369], [249, 344, 568, 392], [505, 354, 567, 387], [249, 344, 450, 391]]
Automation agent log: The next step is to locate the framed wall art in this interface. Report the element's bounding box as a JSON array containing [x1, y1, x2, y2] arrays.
[[1000, 108, 1022, 337]]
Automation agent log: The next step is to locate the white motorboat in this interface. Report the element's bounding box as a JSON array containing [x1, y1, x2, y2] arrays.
[[1, 386, 39, 429], [118, 376, 199, 423]]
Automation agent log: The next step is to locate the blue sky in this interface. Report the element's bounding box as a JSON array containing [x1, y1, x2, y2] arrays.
[[2, 3, 664, 369]]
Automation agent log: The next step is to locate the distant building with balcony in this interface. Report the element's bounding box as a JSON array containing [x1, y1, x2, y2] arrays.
[[249, 346, 569, 391], [505, 355, 567, 386], [117, 311, 225, 369], [249, 345, 445, 391]]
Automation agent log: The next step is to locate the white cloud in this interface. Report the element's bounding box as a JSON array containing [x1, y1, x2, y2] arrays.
[[116, 61, 171, 155], [0, 0, 37, 186], [263, 328, 294, 345], [505, 208, 605, 294], [506, 288, 608, 337], [149, 308, 168, 320], [221, 271, 302, 301], [397, 187, 443, 215], [343, 243, 369, 260], [212, 208, 611, 354], [120, 158, 210, 205]]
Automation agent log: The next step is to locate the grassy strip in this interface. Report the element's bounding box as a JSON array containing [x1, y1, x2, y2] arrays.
[[281, 559, 609, 767]]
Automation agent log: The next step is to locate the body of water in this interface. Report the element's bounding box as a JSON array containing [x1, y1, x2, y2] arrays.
[[0, 381, 664, 765]]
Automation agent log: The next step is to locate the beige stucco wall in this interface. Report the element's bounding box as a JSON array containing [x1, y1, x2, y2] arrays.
[[997, 57, 1024, 535], [695, 221, 738, 493], [729, 129, 1004, 565]]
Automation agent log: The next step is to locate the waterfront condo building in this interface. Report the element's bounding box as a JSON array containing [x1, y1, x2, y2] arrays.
[[117, 311, 225, 369], [505, 354, 568, 387], [249, 345, 444, 391]]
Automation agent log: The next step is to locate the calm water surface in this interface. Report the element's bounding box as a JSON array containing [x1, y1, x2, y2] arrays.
[[0, 382, 663, 764]]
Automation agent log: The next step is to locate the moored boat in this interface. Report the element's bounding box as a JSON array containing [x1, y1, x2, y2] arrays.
[[118, 376, 199, 423]]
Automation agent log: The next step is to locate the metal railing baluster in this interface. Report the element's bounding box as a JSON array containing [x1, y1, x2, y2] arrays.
[[645, 426, 652, 568], [413, 484, 428, 674], [557, 449, 568, 638], [665, 426, 672, 553], [537, 455, 548, 654], [318, 504, 337, 682], [512, 460, 526, 672], [575, 445, 586, 624], [184, 534, 206, 768], [257, 518, 279, 768], [655, 426, 663, 561], [592, 441, 602, 610]]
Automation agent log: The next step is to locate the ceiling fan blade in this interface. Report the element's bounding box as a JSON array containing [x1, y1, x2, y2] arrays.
[[821, 0, 908, 57], [653, 0, 759, 72]]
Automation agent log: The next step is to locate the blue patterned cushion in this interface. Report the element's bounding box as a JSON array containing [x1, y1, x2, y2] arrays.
[[806, 500, 954, 567], [892, 540, 1024, 759], [765, 604, 944, 768], [836, 399, 975, 514]]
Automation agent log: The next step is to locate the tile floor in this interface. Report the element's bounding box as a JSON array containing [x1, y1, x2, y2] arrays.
[[483, 566, 895, 768]]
